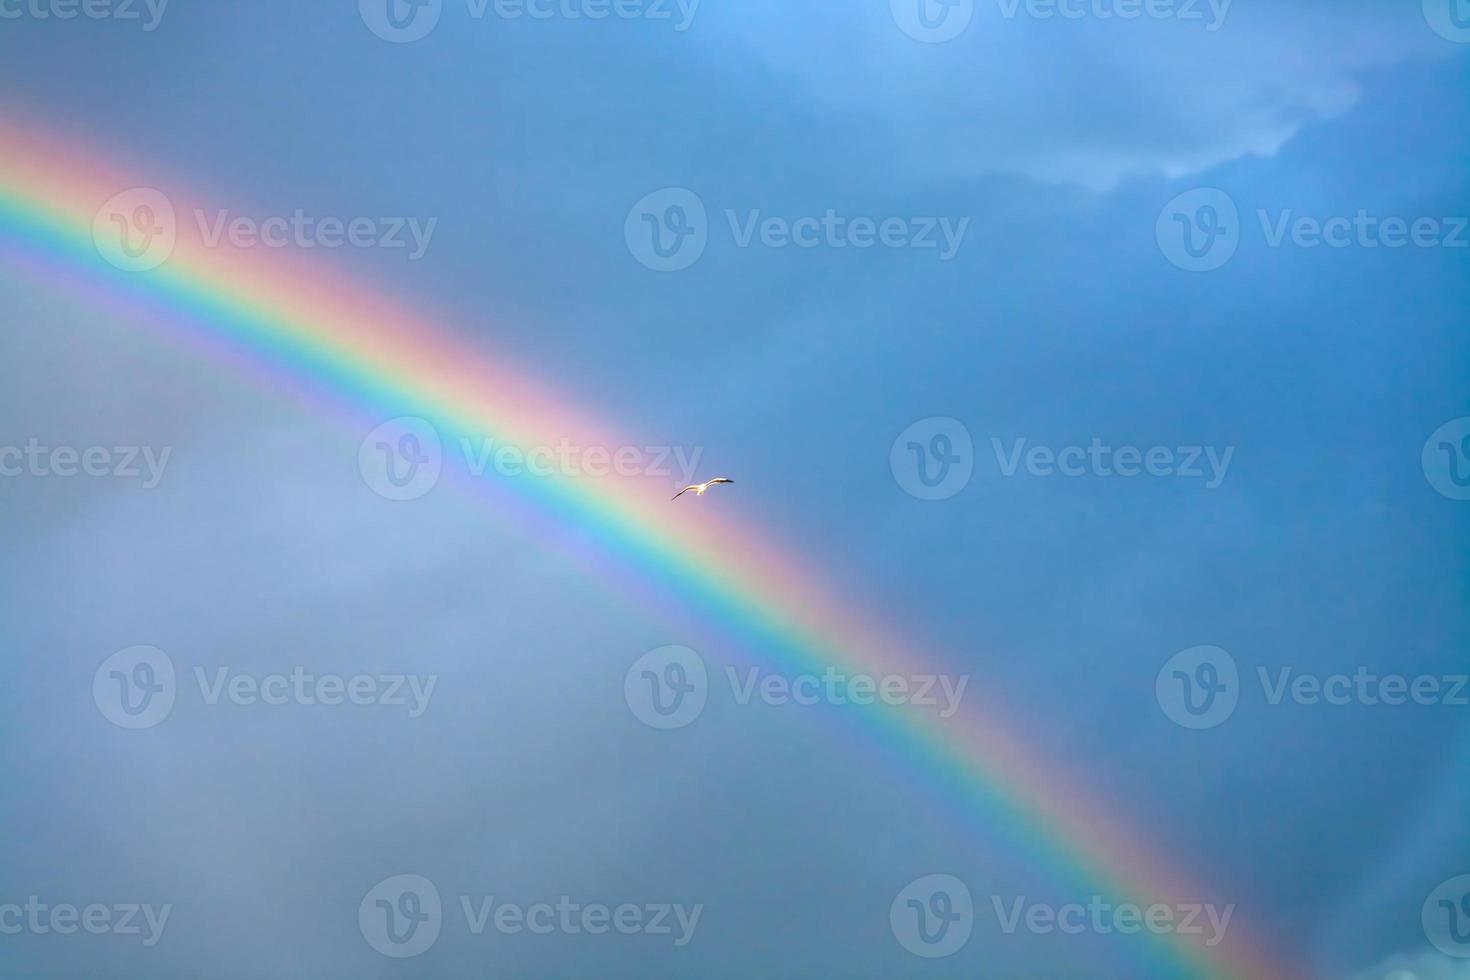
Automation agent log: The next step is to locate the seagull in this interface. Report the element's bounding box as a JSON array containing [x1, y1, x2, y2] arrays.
[[672, 478, 734, 501]]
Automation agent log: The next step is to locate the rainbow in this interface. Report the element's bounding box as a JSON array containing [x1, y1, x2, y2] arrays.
[[0, 113, 1300, 979]]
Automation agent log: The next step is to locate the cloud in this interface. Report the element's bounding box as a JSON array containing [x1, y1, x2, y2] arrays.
[[694, 1, 1454, 189], [1353, 951, 1470, 980]]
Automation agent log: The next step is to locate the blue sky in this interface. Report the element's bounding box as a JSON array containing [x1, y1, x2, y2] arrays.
[[1, 2, 1468, 977]]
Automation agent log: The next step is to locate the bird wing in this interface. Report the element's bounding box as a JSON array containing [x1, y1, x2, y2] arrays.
[[710, 478, 733, 485], [672, 486, 694, 500]]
